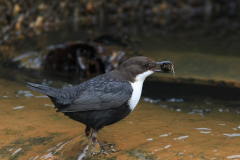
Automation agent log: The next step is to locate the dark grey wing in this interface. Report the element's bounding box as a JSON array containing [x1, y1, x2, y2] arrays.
[[58, 79, 133, 112]]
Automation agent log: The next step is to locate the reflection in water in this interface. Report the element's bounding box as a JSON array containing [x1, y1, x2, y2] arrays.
[[228, 155, 240, 159], [176, 135, 189, 140], [35, 96, 48, 98], [159, 134, 168, 137], [11, 148, 22, 156], [40, 153, 55, 159], [200, 131, 211, 134], [166, 98, 184, 102], [16, 91, 34, 97], [38, 135, 88, 160], [164, 145, 171, 149], [195, 128, 212, 130], [13, 106, 24, 109], [78, 145, 89, 160], [223, 133, 240, 137], [45, 104, 54, 107]]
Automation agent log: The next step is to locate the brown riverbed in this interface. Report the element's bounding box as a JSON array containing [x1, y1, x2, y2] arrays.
[[1, 76, 240, 160]]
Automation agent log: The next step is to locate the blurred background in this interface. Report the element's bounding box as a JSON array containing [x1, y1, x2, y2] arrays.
[[1, 0, 240, 160], [1, 0, 240, 85]]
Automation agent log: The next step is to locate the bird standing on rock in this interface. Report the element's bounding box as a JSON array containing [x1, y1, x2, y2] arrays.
[[27, 56, 174, 144]]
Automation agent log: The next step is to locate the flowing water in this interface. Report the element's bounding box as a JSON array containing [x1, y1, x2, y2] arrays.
[[1, 25, 240, 160]]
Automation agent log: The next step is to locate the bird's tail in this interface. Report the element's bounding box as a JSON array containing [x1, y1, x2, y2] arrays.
[[27, 82, 57, 97]]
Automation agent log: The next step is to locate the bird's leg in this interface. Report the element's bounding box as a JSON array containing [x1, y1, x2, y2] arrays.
[[85, 126, 91, 137], [88, 129, 101, 155], [91, 129, 98, 144]]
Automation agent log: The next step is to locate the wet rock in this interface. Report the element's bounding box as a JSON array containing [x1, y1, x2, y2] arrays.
[[42, 35, 136, 78], [42, 42, 105, 77]]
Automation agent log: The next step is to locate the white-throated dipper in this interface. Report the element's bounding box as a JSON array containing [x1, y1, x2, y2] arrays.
[[27, 56, 173, 143]]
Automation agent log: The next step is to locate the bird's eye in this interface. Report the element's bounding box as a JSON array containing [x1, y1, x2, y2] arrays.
[[142, 63, 147, 67]]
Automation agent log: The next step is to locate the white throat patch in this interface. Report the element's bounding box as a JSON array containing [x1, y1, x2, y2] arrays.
[[128, 70, 154, 111]]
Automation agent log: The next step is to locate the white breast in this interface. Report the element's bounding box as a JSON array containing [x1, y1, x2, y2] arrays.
[[128, 70, 154, 111]]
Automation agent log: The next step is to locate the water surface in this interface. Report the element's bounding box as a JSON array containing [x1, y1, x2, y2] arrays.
[[1, 74, 240, 160], [1, 25, 240, 160]]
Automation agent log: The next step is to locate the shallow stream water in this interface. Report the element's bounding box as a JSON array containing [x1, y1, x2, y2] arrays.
[[1, 76, 240, 160], [1, 25, 240, 160]]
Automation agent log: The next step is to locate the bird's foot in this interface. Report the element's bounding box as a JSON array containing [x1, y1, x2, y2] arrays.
[[98, 141, 120, 155], [91, 137, 97, 144], [86, 139, 101, 156], [82, 140, 119, 158]]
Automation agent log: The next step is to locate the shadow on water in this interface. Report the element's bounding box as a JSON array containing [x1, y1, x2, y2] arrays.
[[143, 80, 240, 101]]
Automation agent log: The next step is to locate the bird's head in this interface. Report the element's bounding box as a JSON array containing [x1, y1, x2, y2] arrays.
[[117, 56, 174, 82]]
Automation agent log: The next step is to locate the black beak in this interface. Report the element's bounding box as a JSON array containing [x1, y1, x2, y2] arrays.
[[154, 61, 175, 75]]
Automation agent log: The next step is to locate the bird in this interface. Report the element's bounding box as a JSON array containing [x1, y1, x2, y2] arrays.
[[27, 56, 173, 144]]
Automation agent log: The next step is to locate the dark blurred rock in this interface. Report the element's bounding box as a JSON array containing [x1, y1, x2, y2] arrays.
[[42, 35, 136, 78], [43, 42, 104, 77]]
